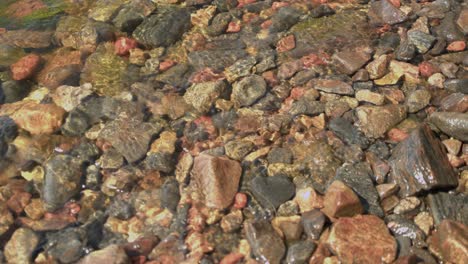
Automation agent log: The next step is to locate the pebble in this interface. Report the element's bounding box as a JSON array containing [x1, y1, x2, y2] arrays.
[[286, 240, 316, 264], [366, 54, 389, 79], [376, 183, 399, 200], [414, 211, 434, 235], [355, 104, 407, 138], [250, 175, 295, 209], [10, 53, 41, 81], [224, 140, 254, 161], [406, 89, 431, 113], [428, 220, 468, 264], [114, 37, 138, 56], [78, 244, 129, 264], [301, 209, 326, 240], [446, 40, 466, 52], [52, 83, 94, 112], [232, 75, 267, 107], [323, 180, 363, 218], [427, 73, 445, 88], [184, 80, 227, 113], [355, 89, 385, 105], [393, 196, 421, 214], [429, 112, 468, 141], [295, 187, 323, 213], [368, 0, 407, 25], [272, 215, 303, 242], [221, 209, 243, 233], [313, 79, 354, 95], [245, 220, 285, 264], [332, 49, 371, 75]]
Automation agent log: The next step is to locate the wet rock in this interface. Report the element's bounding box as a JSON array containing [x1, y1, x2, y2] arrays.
[[428, 112, 468, 141], [323, 180, 363, 218], [0, 30, 53, 49], [224, 140, 254, 161], [99, 118, 161, 163], [286, 240, 316, 264], [107, 196, 134, 220], [408, 31, 436, 54], [79, 244, 129, 264], [88, 0, 128, 22], [439, 93, 468, 112], [355, 104, 407, 138], [414, 211, 434, 235], [444, 79, 468, 94], [245, 220, 285, 264], [301, 209, 326, 240], [4, 228, 39, 264], [114, 37, 138, 56], [434, 12, 464, 43], [395, 40, 416, 61], [327, 215, 397, 264], [45, 228, 85, 263], [184, 80, 227, 113], [269, 6, 301, 33], [267, 147, 293, 164], [393, 197, 421, 215], [161, 179, 180, 213], [55, 16, 114, 50], [206, 13, 231, 36], [289, 99, 325, 117], [192, 153, 242, 209], [389, 124, 458, 197], [355, 89, 385, 105], [333, 50, 371, 75], [313, 79, 353, 95], [406, 89, 431, 113], [457, 8, 468, 35], [386, 215, 426, 248], [133, 7, 191, 47], [221, 209, 243, 233], [376, 183, 399, 200], [232, 75, 267, 107], [366, 55, 389, 80], [295, 187, 323, 213], [51, 83, 94, 112], [10, 53, 41, 81], [428, 220, 468, 264], [368, 0, 407, 25], [148, 234, 185, 262], [272, 215, 303, 242], [0, 116, 18, 143], [427, 192, 468, 225], [250, 175, 295, 209], [329, 117, 369, 149], [224, 56, 256, 82]]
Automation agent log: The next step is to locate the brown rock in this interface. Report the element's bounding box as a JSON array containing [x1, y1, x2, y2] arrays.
[[7, 191, 31, 214], [366, 54, 389, 79], [376, 183, 398, 200], [428, 220, 468, 264], [389, 124, 458, 197], [295, 187, 324, 213], [380, 195, 399, 213], [78, 244, 129, 264], [356, 104, 407, 138], [277, 34, 296, 53], [333, 49, 371, 75], [272, 215, 303, 242], [5, 0, 47, 18], [4, 228, 39, 264], [313, 79, 354, 95], [37, 48, 82, 89], [191, 153, 242, 209], [327, 215, 397, 264], [10, 54, 41, 80], [0, 30, 53, 49], [323, 180, 363, 218], [221, 209, 243, 233]]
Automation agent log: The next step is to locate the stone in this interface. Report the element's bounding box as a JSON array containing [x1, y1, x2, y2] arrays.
[[429, 112, 468, 141], [332, 50, 371, 75], [224, 140, 254, 161], [368, 0, 407, 25], [446, 40, 466, 52], [269, 6, 301, 33], [442, 138, 462, 155], [428, 220, 468, 264], [250, 175, 295, 209], [276, 34, 296, 53], [160, 179, 180, 213], [301, 209, 326, 240], [272, 215, 303, 242], [444, 79, 468, 94], [4, 228, 39, 264], [406, 89, 431, 113], [395, 40, 416, 61], [51, 83, 94, 112], [245, 220, 285, 264], [289, 99, 325, 117], [10, 54, 41, 81], [393, 197, 421, 214], [224, 56, 256, 82], [355, 104, 406, 138], [386, 215, 426, 248], [112, 0, 155, 32], [414, 211, 434, 235], [375, 60, 419, 86], [456, 9, 468, 34], [0, 116, 18, 143], [184, 80, 227, 113], [329, 117, 369, 149], [79, 244, 129, 264], [286, 240, 316, 264], [427, 192, 468, 226], [133, 7, 191, 47], [88, 0, 128, 22], [192, 153, 242, 209], [232, 75, 267, 107], [439, 93, 468, 112], [388, 124, 458, 197], [408, 30, 436, 54], [221, 209, 243, 233], [43, 154, 83, 212], [327, 215, 397, 264], [0, 30, 53, 49], [427, 73, 445, 88], [114, 37, 138, 56], [313, 79, 353, 95], [267, 147, 293, 164], [295, 187, 323, 213], [55, 16, 114, 50], [99, 118, 161, 163], [323, 180, 363, 218], [355, 89, 385, 105], [376, 183, 399, 200]]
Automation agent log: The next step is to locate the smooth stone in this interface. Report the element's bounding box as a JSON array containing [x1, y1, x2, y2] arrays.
[[231, 75, 267, 107], [245, 220, 286, 264], [4, 228, 39, 264], [286, 240, 316, 264], [429, 112, 468, 141]]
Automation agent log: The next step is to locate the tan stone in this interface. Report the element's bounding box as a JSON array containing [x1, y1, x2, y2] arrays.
[[414, 211, 433, 235], [4, 228, 39, 264], [355, 89, 385, 105], [322, 181, 363, 218], [149, 131, 177, 154], [295, 187, 324, 213], [272, 215, 303, 242]]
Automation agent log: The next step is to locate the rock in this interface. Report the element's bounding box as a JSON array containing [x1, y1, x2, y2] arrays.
[[414, 211, 434, 235], [295, 187, 323, 213], [329, 117, 369, 149], [327, 215, 397, 264], [434, 12, 464, 43], [99, 118, 161, 163], [188, 49, 247, 72], [4, 228, 39, 264], [355, 89, 385, 105], [428, 112, 468, 141], [393, 196, 421, 214], [55, 16, 114, 50], [88, 0, 128, 22], [355, 104, 406, 138], [221, 209, 243, 233], [286, 240, 316, 264], [368, 0, 407, 25], [389, 125, 458, 197], [276, 34, 296, 53], [51, 83, 94, 112], [456, 8, 468, 34], [148, 234, 185, 262], [289, 99, 325, 117], [245, 220, 286, 264], [43, 154, 83, 212], [313, 79, 353, 95], [332, 50, 371, 75], [386, 215, 426, 247], [191, 153, 242, 209], [323, 180, 363, 218], [45, 228, 85, 263], [161, 179, 180, 213], [0, 116, 18, 143], [376, 183, 399, 200], [232, 75, 267, 107], [133, 7, 191, 47], [427, 192, 468, 226], [444, 79, 468, 94], [37, 48, 82, 89], [10, 54, 41, 81], [269, 6, 301, 33], [427, 73, 445, 88], [79, 244, 129, 264], [224, 140, 254, 161], [408, 30, 436, 54], [184, 80, 227, 113], [395, 40, 416, 61], [428, 220, 468, 264], [406, 89, 431, 113], [272, 215, 303, 242], [301, 209, 326, 240], [112, 0, 155, 32], [439, 93, 468, 112], [0, 30, 53, 49], [447, 41, 466, 52], [114, 37, 138, 56], [267, 147, 293, 164], [250, 175, 295, 209], [224, 56, 256, 82]]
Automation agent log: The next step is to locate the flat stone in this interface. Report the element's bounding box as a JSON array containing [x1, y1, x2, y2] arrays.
[[184, 80, 227, 113], [192, 153, 242, 209], [245, 220, 286, 264], [232, 75, 267, 107], [224, 140, 254, 161], [439, 93, 468, 112], [250, 175, 295, 209], [51, 83, 94, 112], [323, 180, 363, 218], [408, 30, 436, 54], [355, 89, 386, 105], [428, 220, 468, 264], [313, 79, 353, 95], [429, 112, 468, 141], [388, 124, 458, 197], [272, 215, 303, 242], [0, 30, 53, 49], [355, 104, 407, 138], [4, 228, 39, 264], [332, 50, 371, 75], [327, 215, 397, 264], [368, 0, 407, 25]]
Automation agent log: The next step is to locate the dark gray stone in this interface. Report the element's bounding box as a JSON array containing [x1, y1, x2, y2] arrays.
[[232, 75, 267, 107], [386, 214, 426, 248], [427, 192, 468, 226], [145, 152, 175, 173], [267, 147, 293, 164], [301, 209, 326, 240], [395, 40, 416, 61], [45, 228, 85, 263], [368, 0, 407, 25], [329, 117, 370, 149], [250, 176, 295, 209], [161, 179, 180, 213], [408, 30, 436, 54], [429, 112, 468, 141], [108, 196, 135, 220], [444, 79, 468, 94], [245, 220, 286, 264], [289, 99, 325, 116], [286, 240, 316, 264], [269, 7, 302, 33], [0, 116, 18, 143]]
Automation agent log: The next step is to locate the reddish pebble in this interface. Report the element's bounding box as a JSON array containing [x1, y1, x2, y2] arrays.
[[220, 253, 244, 264], [272, 1, 289, 10], [301, 53, 326, 68], [262, 70, 279, 87], [237, 0, 256, 8], [447, 41, 466, 52], [233, 193, 247, 209], [418, 61, 438, 78], [290, 87, 306, 100], [261, 19, 272, 29], [226, 21, 241, 33], [159, 60, 176, 71], [115, 37, 138, 56], [7, 192, 32, 214], [276, 34, 296, 52], [10, 53, 41, 80], [388, 128, 408, 142], [189, 67, 225, 83], [388, 0, 400, 7]]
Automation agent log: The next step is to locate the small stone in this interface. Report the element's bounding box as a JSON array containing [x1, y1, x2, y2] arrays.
[[10, 54, 41, 81], [313, 79, 353, 95], [184, 80, 227, 114], [356, 89, 385, 105], [327, 215, 397, 264], [393, 196, 421, 214], [4, 228, 39, 264], [442, 138, 462, 155], [395, 40, 416, 61], [233, 192, 248, 209], [149, 131, 177, 155], [221, 209, 243, 233], [366, 152, 390, 183], [406, 89, 431, 113], [114, 37, 138, 56], [428, 220, 468, 264], [439, 93, 468, 113], [447, 41, 466, 52], [418, 61, 438, 78], [224, 140, 254, 161], [250, 175, 295, 209], [368, 0, 407, 25], [267, 147, 293, 164], [456, 9, 468, 34], [160, 179, 180, 213], [356, 104, 407, 138], [276, 34, 295, 53], [286, 240, 316, 264], [224, 56, 256, 83], [444, 79, 468, 94], [414, 211, 433, 235], [386, 215, 426, 247], [366, 54, 389, 79], [427, 73, 445, 88], [376, 183, 399, 200], [389, 124, 458, 197], [51, 83, 94, 112], [78, 244, 129, 264], [381, 195, 399, 213], [226, 21, 241, 33], [408, 30, 435, 54], [24, 198, 46, 220], [272, 215, 303, 242], [301, 209, 326, 240], [429, 112, 468, 141], [232, 75, 267, 107], [192, 153, 242, 209], [323, 180, 363, 218], [295, 187, 323, 213], [329, 117, 369, 149], [332, 49, 371, 75], [245, 220, 286, 264]]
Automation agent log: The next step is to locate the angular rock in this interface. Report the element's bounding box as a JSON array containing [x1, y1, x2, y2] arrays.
[[323, 180, 363, 218], [232, 75, 267, 107], [428, 112, 468, 141], [184, 80, 226, 113], [428, 220, 468, 264], [250, 175, 295, 209], [368, 0, 407, 25], [289, 99, 325, 117], [224, 140, 254, 161], [427, 192, 468, 226], [272, 215, 303, 242], [313, 79, 353, 95], [286, 240, 316, 264], [389, 125, 458, 197], [301, 209, 326, 240], [439, 93, 468, 112], [245, 220, 286, 264], [386, 215, 426, 247], [456, 8, 468, 35], [112, 0, 155, 32], [355, 104, 407, 138], [192, 153, 242, 209], [329, 117, 369, 149], [88, 0, 128, 22], [79, 244, 129, 264], [51, 83, 94, 112], [4, 228, 39, 264], [10, 53, 41, 81], [332, 50, 371, 75], [327, 215, 397, 264], [355, 89, 386, 105], [406, 89, 431, 113], [408, 30, 436, 54], [366, 54, 389, 79], [188, 49, 247, 71]]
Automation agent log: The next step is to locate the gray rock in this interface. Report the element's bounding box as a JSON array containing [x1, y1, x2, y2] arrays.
[[388, 125, 458, 197], [145, 152, 175, 173], [329, 117, 370, 149], [205, 13, 231, 37], [0, 116, 18, 143], [427, 192, 468, 226], [225, 56, 257, 82], [108, 196, 134, 220], [406, 89, 431, 113], [313, 79, 354, 95], [444, 79, 468, 94], [161, 179, 180, 213], [301, 209, 326, 240], [112, 0, 155, 32], [434, 12, 464, 42], [55, 16, 114, 50], [245, 220, 286, 264], [368, 0, 407, 25], [184, 80, 227, 113], [188, 49, 247, 71], [269, 6, 302, 33], [45, 228, 85, 263], [289, 99, 325, 116], [286, 240, 316, 264], [439, 93, 468, 112], [386, 214, 426, 248], [395, 40, 416, 61], [429, 112, 468, 141], [133, 7, 191, 47], [232, 75, 267, 107], [0, 30, 53, 49], [4, 228, 39, 264], [0, 80, 30, 103], [250, 176, 295, 209], [267, 147, 293, 164], [408, 30, 436, 54]]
